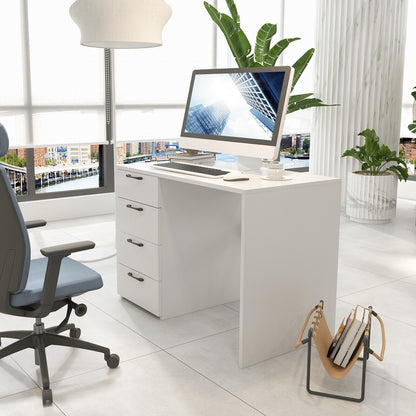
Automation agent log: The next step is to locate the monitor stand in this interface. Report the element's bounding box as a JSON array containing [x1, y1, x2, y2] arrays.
[[237, 156, 263, 171]]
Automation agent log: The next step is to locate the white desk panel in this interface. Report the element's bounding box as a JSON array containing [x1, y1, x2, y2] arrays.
[[115, 162, 341, 367]]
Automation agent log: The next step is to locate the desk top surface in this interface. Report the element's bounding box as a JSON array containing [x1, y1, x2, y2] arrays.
[[117, 161, 340, 195]]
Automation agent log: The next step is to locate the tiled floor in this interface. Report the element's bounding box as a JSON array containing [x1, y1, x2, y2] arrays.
[[1, 199, 416, 415]]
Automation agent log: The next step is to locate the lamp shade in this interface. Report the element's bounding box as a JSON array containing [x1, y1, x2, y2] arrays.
[[69, 0, 172, 48]]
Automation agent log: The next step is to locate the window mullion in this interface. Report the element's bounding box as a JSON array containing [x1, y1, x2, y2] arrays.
[[20, 0, 33, 146]]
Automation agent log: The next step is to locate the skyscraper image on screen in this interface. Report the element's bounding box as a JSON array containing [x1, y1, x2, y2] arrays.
[[185, 102, 231, 135], [184, 71, 284, 142]]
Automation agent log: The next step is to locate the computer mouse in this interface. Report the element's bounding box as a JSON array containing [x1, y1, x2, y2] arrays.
[[223, 172, 250, 181]]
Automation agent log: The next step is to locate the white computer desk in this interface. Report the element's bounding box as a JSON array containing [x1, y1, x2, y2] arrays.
[[115, 162, 341, 367]]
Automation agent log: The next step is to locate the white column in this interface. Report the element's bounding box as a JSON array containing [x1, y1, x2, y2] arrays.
[[311, 0, 408, 205]]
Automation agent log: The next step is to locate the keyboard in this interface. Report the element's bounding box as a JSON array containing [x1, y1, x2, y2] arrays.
[[153, 161, 230, 178]]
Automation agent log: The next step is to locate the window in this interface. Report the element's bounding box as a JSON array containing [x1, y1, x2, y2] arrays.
[[114, 0, 215, 143], [0, 0, 113, 200]]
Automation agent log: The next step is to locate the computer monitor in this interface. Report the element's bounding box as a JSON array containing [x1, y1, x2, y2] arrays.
[[180, 66, 294, 160]]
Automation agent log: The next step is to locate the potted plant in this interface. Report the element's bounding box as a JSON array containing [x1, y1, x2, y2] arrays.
[[203, 0, 333, 114], [342, 129, 408, 223]]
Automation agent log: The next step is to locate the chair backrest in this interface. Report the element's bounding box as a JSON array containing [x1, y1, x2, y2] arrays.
[[0, 124, 31, 307]]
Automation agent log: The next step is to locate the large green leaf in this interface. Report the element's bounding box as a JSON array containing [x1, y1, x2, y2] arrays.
[[411, 86, 416, 101], [263, 37, 300, 67], [204, 2, 251, 67], [254, 23, 277, 65], [387, 165, 409, 181], [408, 121, 416, 134], [291, 48, 315, 90], [288, 93, 314, 105], [287, 97, 337, 114], [225, 0, 240, 26], [247, 55, 263, 67]]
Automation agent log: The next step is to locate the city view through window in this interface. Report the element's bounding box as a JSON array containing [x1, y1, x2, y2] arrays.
[[116, 134, 311, 170], [0, 145, 100, 196], [6, 131, 416, 198]]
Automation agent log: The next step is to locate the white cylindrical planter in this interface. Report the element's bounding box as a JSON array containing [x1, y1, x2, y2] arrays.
[[311, 0, 408, 206], [346, 172, 398, 223]]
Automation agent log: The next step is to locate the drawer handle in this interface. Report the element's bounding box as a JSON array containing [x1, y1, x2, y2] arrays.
[[127, 238, 144, 247], [126, 204, 144, 212], [125, 174, 143, 180], [128, 272, 144, 282]]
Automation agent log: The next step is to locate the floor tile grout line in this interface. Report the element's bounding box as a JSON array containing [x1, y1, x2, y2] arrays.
[[80, 294, 241, 352], [223, 303, 239, 313], [365, 366, 416, 395], [338, 274, 416, 299], [161, 327, 239, 352], [336, 298, 416, 329], [0, 386, 65, 414], [163, 349, 266, 416], [49, 350, 162, 386]]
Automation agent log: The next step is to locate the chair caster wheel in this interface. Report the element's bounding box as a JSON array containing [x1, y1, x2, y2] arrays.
[[42, 388, 53, 405], [75, 304, 87, 317], [106, 354, 120, 369], [69, 328, 81, 339]]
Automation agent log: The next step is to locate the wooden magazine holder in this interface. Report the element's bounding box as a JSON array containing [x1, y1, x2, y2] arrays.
[[295, 300, 385, 402]]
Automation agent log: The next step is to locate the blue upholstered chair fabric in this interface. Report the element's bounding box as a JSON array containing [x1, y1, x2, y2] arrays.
[[10, 257, 103, 307]]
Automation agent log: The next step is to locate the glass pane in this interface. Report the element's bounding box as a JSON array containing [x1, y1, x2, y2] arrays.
[[116, 140, 180, 164], [400, 138, 416, 178], [0, 1, 24, 105], [115, 0, 215, 105], [401, 0, 416, 136], [116, 108, 184, 142], [34, 144, 101, 194], [32, 110, 106, 145], [283, 0, 315, 94], [0, 112, 28, 147], [0, 148, 28, 196], [28, 0, 104, 105]]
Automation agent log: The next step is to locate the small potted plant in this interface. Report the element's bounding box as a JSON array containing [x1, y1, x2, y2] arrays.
[[342, 129, 408, 223]]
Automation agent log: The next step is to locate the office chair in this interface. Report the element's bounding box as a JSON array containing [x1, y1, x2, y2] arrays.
[[0, 124, 119, 405]]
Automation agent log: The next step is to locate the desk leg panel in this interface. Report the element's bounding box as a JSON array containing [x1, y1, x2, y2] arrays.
[[239, 181, 340, 367]]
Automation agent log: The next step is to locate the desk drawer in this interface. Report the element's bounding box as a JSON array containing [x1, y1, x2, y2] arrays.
[[116, 197, 160, 244], [117, 263, 160, 316], [116, 231, 160, 280], [116, 168, 159, 207]]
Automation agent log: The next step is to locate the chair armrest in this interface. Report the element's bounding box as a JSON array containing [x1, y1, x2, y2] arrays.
[[40, 240, 95, 258], [34, 240, 96, 318], [25, 219, 47, 229]]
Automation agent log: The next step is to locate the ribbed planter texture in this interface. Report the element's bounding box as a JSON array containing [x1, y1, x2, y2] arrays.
[[346, 171, 398, 223]]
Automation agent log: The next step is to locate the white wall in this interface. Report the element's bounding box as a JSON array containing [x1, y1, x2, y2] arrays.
[[19, 192, 115, 222]]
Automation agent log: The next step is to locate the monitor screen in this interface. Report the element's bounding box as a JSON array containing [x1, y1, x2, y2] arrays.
[[180, 67, 293, 160]]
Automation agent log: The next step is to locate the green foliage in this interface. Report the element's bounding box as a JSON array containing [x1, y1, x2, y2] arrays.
[[408, 86, 416, 134], [342, 129, 408, 181], [303, 138, 310, 153], [203, 0, 337, 113], [0, 153, 26, 168]]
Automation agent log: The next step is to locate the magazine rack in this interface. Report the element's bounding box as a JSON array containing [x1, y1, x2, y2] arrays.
[[295, 300, 385, 402]]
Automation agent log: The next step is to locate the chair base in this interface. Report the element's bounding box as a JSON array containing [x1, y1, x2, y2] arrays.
[[0, 318, 119, 405]]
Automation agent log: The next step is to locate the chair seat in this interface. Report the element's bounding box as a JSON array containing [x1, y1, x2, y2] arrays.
[[10, 257, 103, 307]]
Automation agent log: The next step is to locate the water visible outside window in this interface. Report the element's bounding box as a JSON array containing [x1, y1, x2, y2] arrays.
[[34, 145, 100, 194]]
